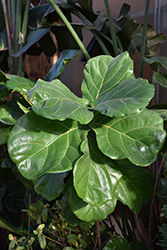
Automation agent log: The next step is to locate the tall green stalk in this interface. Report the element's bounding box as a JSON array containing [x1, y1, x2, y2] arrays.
[[48, 0, 90, 61], [104, 0, 119, 56], [138, 0, 150, 77], [1, 0, 30, 75], [72, 9, 110, 55]]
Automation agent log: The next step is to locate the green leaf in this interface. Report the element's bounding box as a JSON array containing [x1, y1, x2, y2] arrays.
[[103, 237, 131, 250], [0, 125, 11, 145], [91, 109, 166, 166], [0, 217, 27, 235], [153, 71, 167, 88], [63, 247, 74, 250], [45, 49, 80, 81], [6, 76, 35, 94], [0, 69, 9, 82], [150, 109, 167, 121], [92, 77, 154, 117], [81, 52, 133, 106], [116, 160, 152, 212], [8, 240, 16, 250], [38, 233, 46, 249], [144, 56, 167, 71], [62, 195, 95, 230], [33, 172, 69, 201], [74, 132, 122, 206], [8, 111, 88, 180], [28, 79, 93, 124], [0, 102, 23, 125], [42, 207, 48, 223], [66, 178, 118, 222], [13, 28, 50, 57], [73, 132, 151, 215]]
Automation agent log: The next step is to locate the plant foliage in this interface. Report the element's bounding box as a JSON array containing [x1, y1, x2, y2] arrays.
[[4, 51, 166, 223]]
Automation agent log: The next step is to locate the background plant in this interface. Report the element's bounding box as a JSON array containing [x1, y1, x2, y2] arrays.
[[0, 1, 167, 250]]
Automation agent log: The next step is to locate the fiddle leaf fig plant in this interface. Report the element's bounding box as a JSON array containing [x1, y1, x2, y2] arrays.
[[6, 51, 166, 222]]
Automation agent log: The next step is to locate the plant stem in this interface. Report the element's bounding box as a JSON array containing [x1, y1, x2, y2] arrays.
[[48, 0, 90, 60], [104, 0, 119, 56], [1, 0, 13, 72], [138, 0, 150, 77], [148, 154, 166, 249], [44, 235, 64, 247], [72, 9, 110, 55]]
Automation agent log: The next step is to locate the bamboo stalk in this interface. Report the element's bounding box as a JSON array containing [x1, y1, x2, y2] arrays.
[[138, 0, 150, 77], [104, 0, 119, 56], [48, 0, 90, 61]]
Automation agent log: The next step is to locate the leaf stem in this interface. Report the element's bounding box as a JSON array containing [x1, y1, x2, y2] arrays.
[[138, 0, 150, 77], [48, 0, 90, 60], [104, 0, 119, 56]]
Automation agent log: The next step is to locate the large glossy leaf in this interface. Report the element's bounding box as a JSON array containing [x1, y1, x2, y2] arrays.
[[81, 52, 133, 106], [91, 109, 166, 166], [8, 111, 88, 180], [73, 133, 122, 206], [45, 49, 80, 81], [103, 238, 131, 250], [115, 160, 152, 213], [62, 195, 95, 230], [0, 102, 23, 125], [66, 178, 118, 221], [33, 172, 69, 201], [6, 76, 35, 94], [74, 133, 151, 214], [92, 77, 154, 117], [28, 79, 93, 124]]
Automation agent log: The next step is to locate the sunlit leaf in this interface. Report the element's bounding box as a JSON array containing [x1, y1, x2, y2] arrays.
[[6, 76, 35, 94], [81, 52, 133, 106], [74, 133, 122, 206], [8, 111, 88, 180], [66, 178, 117, 221], [29, 79, 93, 124], [91, 109, 166, 166], [93, 77, 154, 117]]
